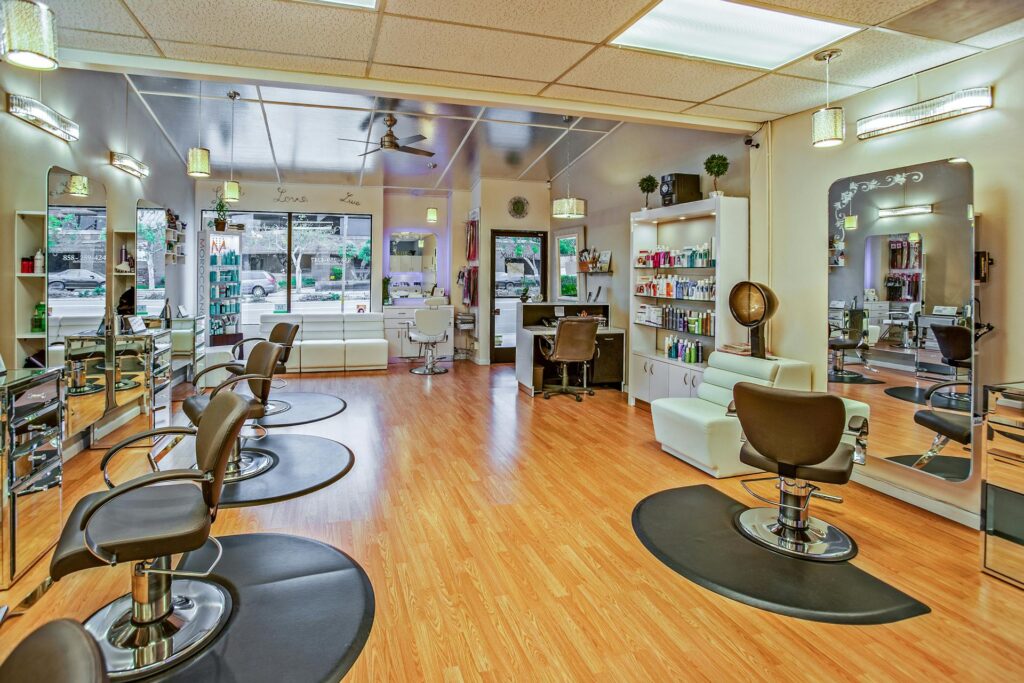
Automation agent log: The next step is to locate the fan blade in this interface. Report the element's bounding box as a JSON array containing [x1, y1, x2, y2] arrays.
[[338, 137, 371, 144], [396, 134, 426, 145], [358, 148, 381, 157], [397, 146, 435, 157]]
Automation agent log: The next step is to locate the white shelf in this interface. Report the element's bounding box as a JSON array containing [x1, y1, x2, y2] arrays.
[[632, 349, 707, 371], [16, 210, 46, 217], [17, 272, 46, 278], [17, 332, 46, 339]]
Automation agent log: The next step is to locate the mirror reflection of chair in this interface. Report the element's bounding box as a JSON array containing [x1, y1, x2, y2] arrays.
[[931, 323, 972, 403], [828, 322, 868, 382], [539, 317, 599, 402], [404, 297, 450, 375], [0, 619, 107, 683], [882, 303, 920, 349], [227, 322, 299, 414], [732, 382, 861, 562], [911, 381, 973, 470], [184, 341, 282, 482], [48, 392, 251, 681]]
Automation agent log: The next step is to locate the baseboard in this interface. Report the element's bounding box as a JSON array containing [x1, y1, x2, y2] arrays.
[[851, 469, 981, 528]]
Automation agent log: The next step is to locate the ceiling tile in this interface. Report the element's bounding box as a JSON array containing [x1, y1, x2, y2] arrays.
[[46, 0, 146, 36], [157, 41, 365, 78], [264, 103, 369, 185], [558, 47, 761, 102], [684, 103, 784, 121], [468, 122, 563, 179], [519, 130, 604, 181], [384, 0, 651, 42], [57, 28, 159, 57], [732, 0, 933, 25], [369, 64, 544, 96], [372, 15, 591, 81], [542, 83, 696, 113], [780, 28, 979, 88], [961, 16, 1024, 48], [883, 0, 1024, 43], [125, 0, 377, 60], [708, 73, 865, 114], [130, 75, 260, 99]]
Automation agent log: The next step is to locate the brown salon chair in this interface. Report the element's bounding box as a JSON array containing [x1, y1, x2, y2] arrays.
[[185, 340, 283, 481], [931, 323, 972, 402], [828, 322, 866, 381], [226, 322, 299, 414], [539, 317, 599, 402], [0, 619, 107, 683], [912, 380, 973, 469], [732, 382, 859, 562], [47, 392, 251, 681]]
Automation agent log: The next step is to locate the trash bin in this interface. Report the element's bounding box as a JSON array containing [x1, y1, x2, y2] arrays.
[[533, 365, 544, 391]]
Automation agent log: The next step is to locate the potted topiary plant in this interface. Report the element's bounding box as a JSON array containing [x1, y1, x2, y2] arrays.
[[704, 154, 729, 197], [210, 197, 229, 231], [638, 174, 658, 210]]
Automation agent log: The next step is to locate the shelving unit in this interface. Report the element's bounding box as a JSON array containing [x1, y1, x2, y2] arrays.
[[13, 210, 49, 368], [627, 197, 749, 407], [111, 227, 136, 315], [165, 213, 186, 265], [198, 230, 243, 346]]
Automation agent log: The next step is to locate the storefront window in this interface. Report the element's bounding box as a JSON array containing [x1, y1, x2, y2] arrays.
[[135, 208, 166, 315], [557, 235, 579, 300], [47, 206, 107, 320]]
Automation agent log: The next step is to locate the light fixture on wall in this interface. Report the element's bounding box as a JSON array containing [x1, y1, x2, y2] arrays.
[[812, 49, 844, 148], [426, 207, 438, 224], [0, 0, 58, 70], [187, 81, 210, 178], [857, 87, 993, 140], [878, 204, 933, 218], [67, 174, 89, 197], [222, 90, 241, 202], [6, 92, 78, 140], [551, 116, 587, 220], [110, 77, 149, 178]]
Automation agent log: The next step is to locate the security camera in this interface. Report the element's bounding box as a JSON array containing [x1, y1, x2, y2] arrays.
[[745, 138, 760, 149]]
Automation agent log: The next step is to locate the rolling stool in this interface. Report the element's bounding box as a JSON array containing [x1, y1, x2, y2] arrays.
[[0, 619, 107, 683], [226, 321, 299, 415], [931, 323, 972, 404], [47, 392, 251, 681], [732, 382, 860, 562], [404, 297, 450, 375], [184, 341, 282, 482], [539, 317, 599, 402]]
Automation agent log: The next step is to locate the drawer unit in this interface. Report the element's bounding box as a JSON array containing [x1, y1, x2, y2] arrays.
[[982, 382, 1024, 590]]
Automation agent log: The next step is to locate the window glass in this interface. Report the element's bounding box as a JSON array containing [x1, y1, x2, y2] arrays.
[[135, 208, 166, 315], [558, 235, 579, 300], [290, 213, 372, 314], [47, 206, 107, 320]]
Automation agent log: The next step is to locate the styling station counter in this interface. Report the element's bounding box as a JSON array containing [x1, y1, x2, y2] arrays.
[[515, 302, 625, 396], [1, 367, 63, 590], [384, 304, 454, 360], [983, 382, 1024, 589], [64, 327, 172, 445]]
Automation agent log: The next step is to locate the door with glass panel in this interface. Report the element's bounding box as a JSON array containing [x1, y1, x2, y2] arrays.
[[490, 230, 547, 363]]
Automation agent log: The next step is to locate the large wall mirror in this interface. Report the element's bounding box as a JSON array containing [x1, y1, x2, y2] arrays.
[[387, 230, 438, 301], [135, 200, 168, 317], [826, 159, 981, 516]]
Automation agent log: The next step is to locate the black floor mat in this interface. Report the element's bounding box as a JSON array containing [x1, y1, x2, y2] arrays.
[[254, 392, 347, 427], [885, 385, 969, 411], [156, 533, 374, 683], [886, 454, 972, 482], [829, 373, 885, 384], [632, 485, 930, 625]]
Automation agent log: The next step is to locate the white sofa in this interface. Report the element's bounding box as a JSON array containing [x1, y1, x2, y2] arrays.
[[258, 313, 388, 372], [651, 352, 813, 478], [46, 314, 104, 367]]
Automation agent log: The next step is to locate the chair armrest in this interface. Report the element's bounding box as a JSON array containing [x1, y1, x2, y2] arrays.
[[924, 381, 971, 400], [211, 373, 273, 397], [537, 335, 554, 356], [847, 415, 868, 436], [230, 337, 267, 359], [191, 361, 242, 388], [725, 400, 737, 417], [100, 426, 197, 488]]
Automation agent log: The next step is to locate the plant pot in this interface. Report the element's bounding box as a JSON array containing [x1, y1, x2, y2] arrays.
[[709, 191, 725, 198], [214, 218, 227, 231], [520, 294, 529, 303]]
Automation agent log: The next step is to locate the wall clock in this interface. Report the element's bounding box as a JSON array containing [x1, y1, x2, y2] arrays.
[[508, 196, 530, 219]]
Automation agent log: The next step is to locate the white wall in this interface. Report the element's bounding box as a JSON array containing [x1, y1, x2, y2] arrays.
[[763, 40, 1023, 388]]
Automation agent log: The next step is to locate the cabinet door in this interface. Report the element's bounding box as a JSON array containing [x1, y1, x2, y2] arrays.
[[649, 359, 670, 402], [689, 369, 704, 396], [667, 364, 689, 399], [401, 331, 421, 358], [385, 328, 403, 358], [630, 354, 650, 402]]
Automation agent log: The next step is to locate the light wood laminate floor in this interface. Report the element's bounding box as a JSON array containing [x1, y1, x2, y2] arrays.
[[1, 363, 1021, 680]]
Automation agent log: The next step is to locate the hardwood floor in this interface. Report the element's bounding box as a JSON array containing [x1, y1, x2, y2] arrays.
[[1, 363, 1022, 680]]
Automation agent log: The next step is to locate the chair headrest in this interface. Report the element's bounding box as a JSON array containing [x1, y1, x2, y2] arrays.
[[424, 296, 447, 308]]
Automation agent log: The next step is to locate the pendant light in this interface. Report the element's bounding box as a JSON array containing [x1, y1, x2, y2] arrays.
[[110, 77, 149, 178], [67, 174, 89, 197], [551, 116, 587, 219], [0, 0, 58, 71], [222, 90, 240, 202], [812, 49, 844, 148], [187, 80, 210, 177]]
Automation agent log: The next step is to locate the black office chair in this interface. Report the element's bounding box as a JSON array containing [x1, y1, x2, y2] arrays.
[[0, 619, 107, 683], [828, 322, 868, 381], [912, 381, 973, 469], [539, 317, 599, 402], [931, 324, 972, 403]]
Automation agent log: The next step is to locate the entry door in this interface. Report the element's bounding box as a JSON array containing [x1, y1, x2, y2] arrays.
[[491, 230, 547, 363]]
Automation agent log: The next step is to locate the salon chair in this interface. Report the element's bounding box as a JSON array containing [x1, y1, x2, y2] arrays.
[[0, 619, 107, 683], [540, 316, 599, 402], [48, 391, 251, 680], [931, 323, 972, 402], [911, 381, 973, 469], [184, 340, 283, 482], [828, 323, 868, 381], [732, 382, 862, 562], [403, 297, 450, 375], [226, 321, 299, 413], [883, 303, 921, 349]]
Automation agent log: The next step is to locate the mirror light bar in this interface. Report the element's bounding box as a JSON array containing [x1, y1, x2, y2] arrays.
[[110, 151, 149, 178], [6, 93, 78, 140], [857, 87, 992, 140], [878, 205, 933, 218]]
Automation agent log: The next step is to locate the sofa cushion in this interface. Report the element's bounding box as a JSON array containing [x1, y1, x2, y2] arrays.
[[651, 397, 753, 478], [345, 339, 388, 369], [343, 313, 384, 340], [299, 314, 345, 341], [259, 314, 302, 337], [299, 340, 345, 371]]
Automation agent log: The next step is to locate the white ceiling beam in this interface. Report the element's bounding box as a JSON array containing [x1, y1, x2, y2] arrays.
[[433, 107, 484, 190], [125, 74, 185, 166], [255, 85, 282, 184], [549, 121, 623, 182], [516, 115, 581, 181]]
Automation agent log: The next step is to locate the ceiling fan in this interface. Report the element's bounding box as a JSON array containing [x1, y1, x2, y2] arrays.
[[339, 113, 434, 157]]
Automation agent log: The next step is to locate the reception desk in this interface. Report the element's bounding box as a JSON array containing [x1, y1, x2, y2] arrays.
[[515, 302, 625, 396]]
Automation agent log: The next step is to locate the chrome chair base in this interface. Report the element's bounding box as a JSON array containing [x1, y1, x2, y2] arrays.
[[735, 507, 855, 562], [224, 449, 275, 482], [263, 399, 293, 416], [85, 579, 229, 681], [411, 365, 448, 375]]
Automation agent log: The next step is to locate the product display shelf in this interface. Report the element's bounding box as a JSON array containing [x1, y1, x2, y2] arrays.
[[199, 230, 243, 346], [627, 197, 749, 407], [111, 228, 137, 314], [12, 210, 49, 368]]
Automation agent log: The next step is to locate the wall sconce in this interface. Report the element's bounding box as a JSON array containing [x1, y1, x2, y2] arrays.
[[857, 87, 992, 140], [878, 204, 932, 218], [110, 151, 149, 179], [426, 207, 438, 223], [6, 93, 78, 140]]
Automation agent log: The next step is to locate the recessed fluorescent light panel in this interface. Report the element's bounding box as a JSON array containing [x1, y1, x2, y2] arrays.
[[611, 0, 858, 70], [878, 205, 932, 218], [303, 0, 376, 8], [857, 87, 993, 140]]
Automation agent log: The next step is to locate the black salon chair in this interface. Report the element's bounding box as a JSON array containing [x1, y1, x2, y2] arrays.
[[931, 323, 972, 402], [185, 340, 283, 481], [48, 392, 251, 681], [828, 322, 867, 381], [911, 380, 973, 469], [732, 382, 863, 562], [0, 619, 107, 683], [539, 317, 599, 402], [227, 322, 299, 414]]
